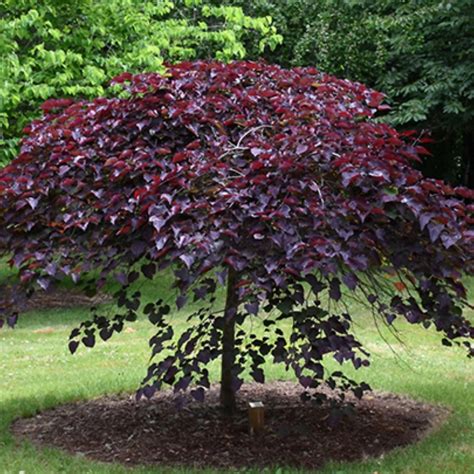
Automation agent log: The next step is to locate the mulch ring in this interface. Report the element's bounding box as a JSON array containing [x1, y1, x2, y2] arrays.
[[23, 287, 112, 311], [12, 382, 449, 471], [0, 283, 112, 312]]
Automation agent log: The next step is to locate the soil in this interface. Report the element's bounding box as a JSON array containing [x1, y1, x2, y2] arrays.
[[24, 287, 111, 311], [12, 381, 448, 471], [0, 284, 112, 312]]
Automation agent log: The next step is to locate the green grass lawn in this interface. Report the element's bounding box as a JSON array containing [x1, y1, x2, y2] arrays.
[[0, 269, 473, 473]]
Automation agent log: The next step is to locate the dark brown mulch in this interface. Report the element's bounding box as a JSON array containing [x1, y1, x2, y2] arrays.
[[23, 287, 112, 311], [0, 284, 111, 312], [12, 382, 448, 471]]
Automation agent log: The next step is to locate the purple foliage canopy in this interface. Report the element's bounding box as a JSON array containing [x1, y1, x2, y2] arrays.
[[0, 61, 472, 400]]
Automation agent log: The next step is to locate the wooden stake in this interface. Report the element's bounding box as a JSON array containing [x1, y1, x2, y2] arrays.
[[248, 401, 264, 435]]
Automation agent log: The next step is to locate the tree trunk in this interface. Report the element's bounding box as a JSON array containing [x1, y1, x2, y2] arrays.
[[220, 267, 238, 415], [463, 129, 474, 188]]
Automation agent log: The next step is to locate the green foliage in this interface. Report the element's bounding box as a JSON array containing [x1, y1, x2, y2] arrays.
[[370, 1, 473, 131], [0, 0, 281, 165], [214, 0, 387, 77], [228, 0, 474, 185]]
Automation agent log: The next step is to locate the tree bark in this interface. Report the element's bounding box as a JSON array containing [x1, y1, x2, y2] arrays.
[[220, 267, 238, 415], [462, 129, 474, 188]]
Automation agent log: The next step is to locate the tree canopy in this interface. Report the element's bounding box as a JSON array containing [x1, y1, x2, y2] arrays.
[[0, 61, 472, 413]]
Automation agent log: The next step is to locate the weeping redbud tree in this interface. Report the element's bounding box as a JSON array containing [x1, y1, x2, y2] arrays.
[[0, 61, 473, 414]]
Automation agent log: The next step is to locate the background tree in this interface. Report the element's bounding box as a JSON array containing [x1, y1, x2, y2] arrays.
[[0, 0, 281, 165], [222, 0, 474, 187], [0, 61, 472, 414]]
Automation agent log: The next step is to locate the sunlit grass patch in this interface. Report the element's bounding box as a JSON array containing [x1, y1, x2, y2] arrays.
[[0, 271, 472, 473]]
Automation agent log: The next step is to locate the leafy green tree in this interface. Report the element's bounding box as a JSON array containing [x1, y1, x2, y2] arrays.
[[371, 1, 474, 187], [226, 0, 474, 186], [0, 0, 281, 164]]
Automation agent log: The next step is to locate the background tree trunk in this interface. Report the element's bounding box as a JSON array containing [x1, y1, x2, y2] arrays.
[[463, 129, 473, 188], [220, 267, 238, 415]]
